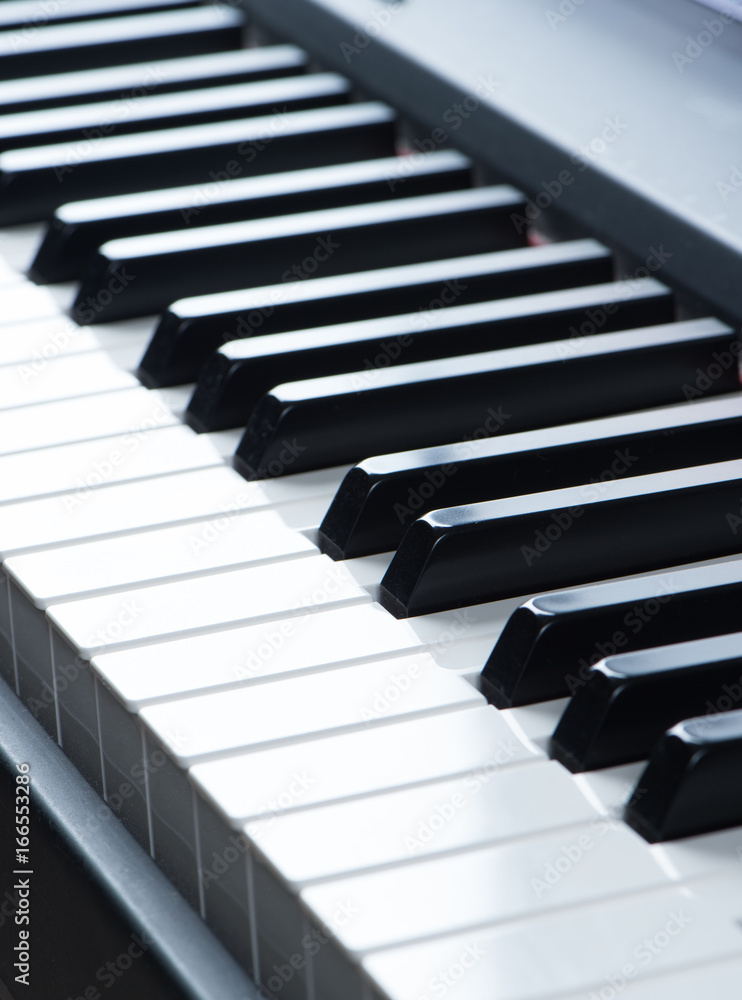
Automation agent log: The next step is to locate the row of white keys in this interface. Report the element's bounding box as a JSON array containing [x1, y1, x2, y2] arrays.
[[191, 704, 541, 977], [246, 759, 597, 993], [3, 237, 742, 1000], [363, 890, 742, 1000], [92, 603, 428, 851]]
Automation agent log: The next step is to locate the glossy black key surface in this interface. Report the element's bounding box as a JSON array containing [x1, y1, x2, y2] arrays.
[[625, 708, 742, 842], [234, 312, 733, 480], [0, 6, 244, 80], [482, 553, 742, 708], [0, 46, 307, 116], [378, 459, 742, 618], [0, 102, 396, 225], [185, 240, 614, 428], [550, 633, 742, 772], [73, 186, 527, 323], [319, 385, 742, 560], [0, 0, 199, 30], [32, 151, 470, 283], [0, 73, 350, 153]]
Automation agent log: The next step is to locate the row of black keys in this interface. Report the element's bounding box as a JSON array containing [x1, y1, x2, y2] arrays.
[[481, 557, 742, 846], [5, 4, 742, 850], [6, 42, 742, 618]]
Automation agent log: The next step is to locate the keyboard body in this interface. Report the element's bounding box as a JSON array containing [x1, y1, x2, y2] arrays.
[[1, 2, 742, 999]]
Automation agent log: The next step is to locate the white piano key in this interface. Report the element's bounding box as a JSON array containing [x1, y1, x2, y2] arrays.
[[6, 508, 316, 607], [192, 704, 541, 840], [651, 825, 742, 882], [362, 890, 742, 1000], [0, 350, 137, 409], [141, 653, 480, 767], [7, 510, 315, 776], [0, 283, 59, 324], [0, 314, 151, 367], [557, 959, 742, 1000], [94, 602, 424, 709], [93, 603, 425, 857], [301, 822, 669, 998], [684, 871, 742, 925], [0, 424, 220, 505], [245, 760, 597, 989], [43, 556, 368, 794], [0, 386, 177, 456], [49, 553, 368, 659], [143, 655, 481, 906], [189, 703, 536, 927], [0, 465, 274, 557]]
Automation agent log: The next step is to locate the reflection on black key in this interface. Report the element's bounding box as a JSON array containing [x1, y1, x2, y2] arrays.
[[0, 46, 307, 117], [0, 73, 351, 152], [0, 7, 244, 80], [140, 241, 612, 388], [320, 386, 742, 560], [379, 459, 742, 618], [32, 151, 469, 283], [186, 241, 614, 428], [550, 634, 742, 772], [625, 708, 742, 841], [0, 102, 396, 225], [483, 552, 742, 708], [73, 186, 527, 323], [234, 311, 732, 480], [0, 0, 200, 31]]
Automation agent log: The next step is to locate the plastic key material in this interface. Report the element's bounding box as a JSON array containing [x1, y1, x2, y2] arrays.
[[319, 388, 742, 559], [625, 709, 742, 841], [482, 554, 742, 707], [550, 632, 742, 772], [72, 186, 527, 322], [234, 314, 733, 479], [379, 459, 742, 617]]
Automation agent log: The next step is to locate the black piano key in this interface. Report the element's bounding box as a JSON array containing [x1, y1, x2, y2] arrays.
[[0, 0, 200, 31], [379, 459, 742, 618], [319, 387, 742, 560], [0, 72, 351, 153], [0, 102, 396, 225], [625, 708, 742, 842], [0, 6, 244, 80], [73, 186, 527, 323], [31, 150, 470, 283], [0, 46, 307, 116], [482, 553, 742, 708], [144, 241, 612, 387], [549, 634, 742, 772], [185, 240, 614, 429], [233, 310, 732, 481]]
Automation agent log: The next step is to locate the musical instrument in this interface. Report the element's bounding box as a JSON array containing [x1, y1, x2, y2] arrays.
[[1, 1, 742, 998]]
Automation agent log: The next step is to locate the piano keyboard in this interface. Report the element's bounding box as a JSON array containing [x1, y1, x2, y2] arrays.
[[1, 2, 742, 998]]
